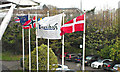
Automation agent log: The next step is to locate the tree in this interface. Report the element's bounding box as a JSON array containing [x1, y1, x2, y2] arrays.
[[24, 44, 58, 70], [109, 37, 120, 61], [2, 17, 22, 54]]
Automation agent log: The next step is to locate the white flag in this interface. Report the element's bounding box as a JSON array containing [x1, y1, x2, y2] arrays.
[[37, 14, 62, 39]]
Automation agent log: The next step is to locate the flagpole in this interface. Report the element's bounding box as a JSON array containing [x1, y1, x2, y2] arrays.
[[80, 0, 82, 11], [82, 11, 86, 71], [62, 10, 65, 70], [47, 11, 50, 71], [35, 12, 39, 71], [22, 27, 25, 71], [28, 14, 31, 71], [29, 28, 31, 71]]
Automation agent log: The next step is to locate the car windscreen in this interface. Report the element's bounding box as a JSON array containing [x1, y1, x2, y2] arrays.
[[71, 55, 75, 57], [104, 62, 113, 65], [98, 59, 103, 62], [58, 66, 61, 68], [66, 55, 69, 57], [114, 64, 120, 68], [86, 56, 92, 60]]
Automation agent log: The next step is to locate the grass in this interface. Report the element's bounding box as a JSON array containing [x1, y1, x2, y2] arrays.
[[0, 52, 23, 61]]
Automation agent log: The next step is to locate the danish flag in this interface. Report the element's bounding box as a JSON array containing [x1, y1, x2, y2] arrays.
[[60, 14, 85, 36]]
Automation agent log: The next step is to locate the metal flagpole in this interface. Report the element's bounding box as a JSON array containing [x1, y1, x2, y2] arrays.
[[22, 28, 25, 71], [62, 11, 65, 70], [80, 0, 82, 11], [47, 11, 50, 71], [29, 28, 31, 71], [35, 11, 39, 71], [28, 13, 31, 71], [82, 11, 86, 71], [17, 0, 24, 71]]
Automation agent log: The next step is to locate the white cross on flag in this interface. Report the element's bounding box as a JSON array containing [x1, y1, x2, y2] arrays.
[[60, 14, 85, 36]]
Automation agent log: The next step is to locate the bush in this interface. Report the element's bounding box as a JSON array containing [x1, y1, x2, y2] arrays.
[[24, 44, 58, 70]]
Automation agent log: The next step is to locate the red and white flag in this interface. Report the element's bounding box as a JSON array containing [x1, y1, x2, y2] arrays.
[[23, 16, 36, 29], [60, 14, 85, 36]]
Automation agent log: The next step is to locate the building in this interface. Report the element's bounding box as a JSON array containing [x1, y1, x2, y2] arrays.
[[118, 1, 120, 8], [56, 8, 83, 20]]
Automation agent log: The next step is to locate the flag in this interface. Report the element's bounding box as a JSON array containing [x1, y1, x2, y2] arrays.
[[14, 17, 20, 23], [18, 15, 28, 25], [37, 14, 62, 39], [30, 16, 36, 28], [60, 14, 84, 36], [22, 16, 36, 29], [38, 18, 44, 21]]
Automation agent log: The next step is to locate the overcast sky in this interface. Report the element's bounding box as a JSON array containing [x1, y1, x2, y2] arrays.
[[34, 0, 120, 11]]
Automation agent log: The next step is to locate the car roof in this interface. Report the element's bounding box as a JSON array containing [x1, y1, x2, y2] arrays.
[[102, 59, 112, 61], [114, 61, 120, 64], [114, 64, 120, 66], [86, 55, 99, 57], [53, 64, 68, 67], [67, 53, 77, 55]]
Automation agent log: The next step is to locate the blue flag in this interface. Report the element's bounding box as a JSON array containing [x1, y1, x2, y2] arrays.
[[38, 18, 44, 21], [18, 15, 28, 25]]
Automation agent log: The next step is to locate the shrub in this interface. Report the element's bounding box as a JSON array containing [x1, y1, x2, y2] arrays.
[[24, 44, 58, 70]]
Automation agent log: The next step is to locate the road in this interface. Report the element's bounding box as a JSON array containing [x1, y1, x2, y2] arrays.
[[1, 59, 105, 71]]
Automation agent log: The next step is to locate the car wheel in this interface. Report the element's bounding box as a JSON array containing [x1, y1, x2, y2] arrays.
[[88, 63, 91, 66], [98, 66, 101, 69], [71, 58, 74, 62]]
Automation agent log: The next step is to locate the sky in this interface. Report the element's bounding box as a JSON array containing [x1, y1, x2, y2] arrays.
[[34, 0, 120, 11]]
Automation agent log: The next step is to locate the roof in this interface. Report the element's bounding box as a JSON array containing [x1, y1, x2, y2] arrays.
[[57, 8, 79, 10], [32, 0, 41, 4], [0, 0, 8, 2], [0, 3, 12, 8], [0, 0, 38, 6]]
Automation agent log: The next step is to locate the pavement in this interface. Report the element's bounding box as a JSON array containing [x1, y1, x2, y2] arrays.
[[0, 60, 22, 71]]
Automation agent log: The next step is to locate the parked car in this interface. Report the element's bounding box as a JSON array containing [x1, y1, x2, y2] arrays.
[[60, 52, 68, 59], [91, 59, 112, 69], [84, 55, 101, 66], [102, 61, 120, 71], [102, 61, 113, 70], [74, 54, 82, 63], [110, 64, 120, 72], [52, 64, 69, 70], [65, 53, 77, 61], [55, 69, 76, 72]]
